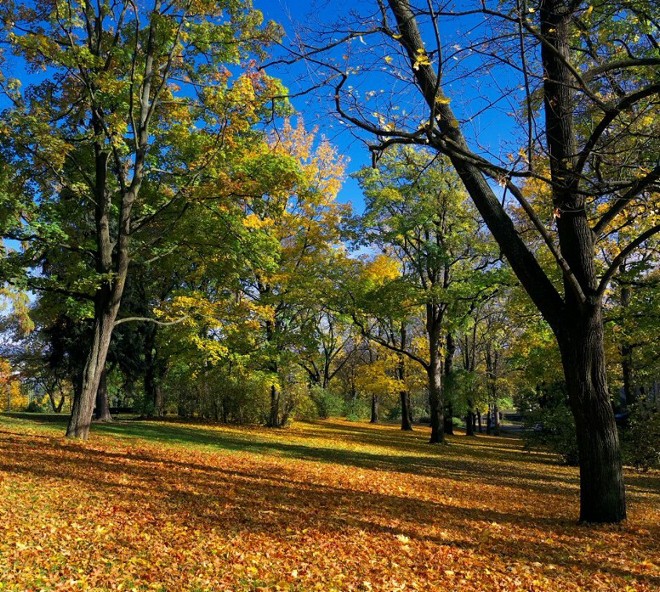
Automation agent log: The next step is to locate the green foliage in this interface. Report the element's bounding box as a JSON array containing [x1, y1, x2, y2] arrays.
[[24, 400, 44, 413], [522, 384, 579, 466], [344, 398, 370, 422], [309, 385, 344, 419], [622, 403, 660, 472]]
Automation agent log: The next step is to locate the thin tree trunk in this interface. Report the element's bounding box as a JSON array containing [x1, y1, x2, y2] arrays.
[[397, 343, 413, 431], [370, 394, 379, 423], [443, 332, 455, 435], [268, 383, 280, 427], [400, 389, 413, 430], [443, 401, 454, 435], [465, 404, 475, 436], [48, 383, 66, 413], [493, 401, 500, 436], [426, 305, 444, 443], [427, 349, 444, 443], [144, 326, 165, 417]]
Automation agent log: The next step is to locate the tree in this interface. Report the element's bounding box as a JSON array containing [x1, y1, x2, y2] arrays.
[[351, 146, 499, 442], [0, 0, 284, 438], [240, 120, 348, 427], [290, 0, 659, 522]]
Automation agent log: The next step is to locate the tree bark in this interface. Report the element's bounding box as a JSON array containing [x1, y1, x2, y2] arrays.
[[94, 367, 112, 422], [426, 304, 445, 443], [540, 0, 626, 522], [268, 383, 281, 427], [396, 351, 413, 431], [486, 405, 492, 435], [370, 394, 379, 423], [443, 332, 455, 435], [618, 284, 635, 407], [558, 308, 626, 522], [400, 389, 413, 430], [427, 349, 444, 443], [67, 284, 119, 438], [396, 325, 414, 430], [465, 403, 475, 436], [144, 326, 165, 417]]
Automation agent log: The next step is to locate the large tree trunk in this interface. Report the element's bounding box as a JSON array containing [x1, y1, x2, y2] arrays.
[[541, 0, 626, 523], [65, 118, 133, 438], [94, 367, 112, 422], [558, 309, 626, 523]]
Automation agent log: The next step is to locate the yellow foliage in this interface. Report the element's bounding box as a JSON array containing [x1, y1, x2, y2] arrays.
[[243, 213, 274, 230], [0, 359, 26, 411], [363, 254, 401, 284]]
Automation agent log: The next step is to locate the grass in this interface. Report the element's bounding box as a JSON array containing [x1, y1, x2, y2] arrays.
[[0, 413, 658, 591]]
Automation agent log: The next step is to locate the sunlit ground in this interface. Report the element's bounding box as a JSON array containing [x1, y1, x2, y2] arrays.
[[0, 414, 658, 591]]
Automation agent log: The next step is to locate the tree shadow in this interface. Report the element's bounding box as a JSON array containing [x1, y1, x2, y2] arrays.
[[0, 415, 587, 497], [1, 430, 658, 590]]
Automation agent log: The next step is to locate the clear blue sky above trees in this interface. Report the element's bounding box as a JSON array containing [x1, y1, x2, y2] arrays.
[[255, 0, 520, 210]]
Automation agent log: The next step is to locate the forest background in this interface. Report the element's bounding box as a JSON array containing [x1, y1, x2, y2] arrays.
[[0, 0, 658, 527]]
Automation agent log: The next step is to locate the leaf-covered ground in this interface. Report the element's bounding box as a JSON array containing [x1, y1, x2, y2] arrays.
[[0, 415, 658, 591]]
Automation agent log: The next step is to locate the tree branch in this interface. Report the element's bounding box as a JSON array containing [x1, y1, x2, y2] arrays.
[[596, 225, 660, 299]]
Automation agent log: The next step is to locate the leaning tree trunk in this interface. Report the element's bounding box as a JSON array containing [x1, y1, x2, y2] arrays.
[[386, 0, 626, 521], [66, 284, 120, 438], [541, 0, 626, 523]]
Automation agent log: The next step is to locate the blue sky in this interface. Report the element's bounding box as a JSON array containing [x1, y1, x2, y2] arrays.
[[254, 0, 522, 211], [255, 0, 374, 210], [1, 1, 522, 212]]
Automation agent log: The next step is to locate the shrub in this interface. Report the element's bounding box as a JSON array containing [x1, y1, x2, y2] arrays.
[[523, 403, 579, 466], [24, 400, 44, 413], [309, 386, 344, 419], [622, 403, 660, 472], [344, 398, 370, 422]]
